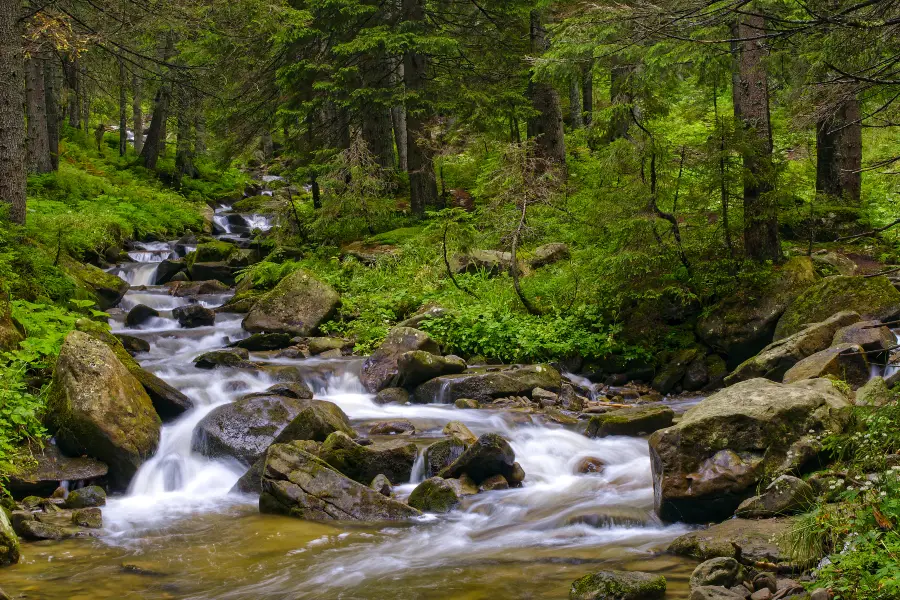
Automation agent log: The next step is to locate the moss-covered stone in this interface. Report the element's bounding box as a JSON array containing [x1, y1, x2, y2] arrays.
[[0, 509, 19, 566], [413, 364, 561, 404], [188, 240, 238, 265], [439, 432, 518, 484], [63, 258, 130, 309], [242, 269, 340, 336], [318, 431, 417, 484], [424, 437, 468, 477], [232, 195, 275, 213], [442, 421, 477, 445], [407, 477, 460, 513], [775, 275, 900, 340], [396, 351, 467, 388], [569, 569, 666, 600], [71, 507, 102, 529], [782, 343, 869, 389], [651, 348, 699, 394], [0, 294, 23, 352], [194, 348, 256, 369], [667, 517, 798, 566], [360, 327, 441, 392], [856, 376, 891, 407], [274, 400, 355, 444], [64, 485, 107, 508], [586, 405, 675, 438]]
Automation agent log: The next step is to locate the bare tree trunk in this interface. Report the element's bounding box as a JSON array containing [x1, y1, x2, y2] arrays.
[[260, 130, 273, 160], [403, 0, 438, 216], [81, 62, 90, 135], [732, 13, 780, 262], [608, 56, 634, 142], [528, 10, 566, 164], [118, 60, 127, 156], [140, 84, 170, 170], [361, 53, 395, 170], [132, 73, 143, 154], [25, 55, 53, 173], [569, 76, 582, 129], [816, 95, 861, 204], [0, 0, 27, 224], [581, 58, 593, 126], [45, 58, 59, 170], [65, 56, 80, 130], [390, 58, 407, 171], [194, 101, 206, 155]]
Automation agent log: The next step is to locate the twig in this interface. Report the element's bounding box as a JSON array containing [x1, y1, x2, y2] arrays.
[[835, 218, 900, 242], [865, 266, 900, 278]]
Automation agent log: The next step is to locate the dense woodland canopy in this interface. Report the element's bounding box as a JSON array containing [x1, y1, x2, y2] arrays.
[[2, 0, 900, 596]]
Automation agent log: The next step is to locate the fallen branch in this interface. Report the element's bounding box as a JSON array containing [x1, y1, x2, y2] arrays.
[[865, 265, 900, 278], [835, 218, 900, 242]]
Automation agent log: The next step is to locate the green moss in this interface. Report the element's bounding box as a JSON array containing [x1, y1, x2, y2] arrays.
[[569, 570, 666, 600], [232, 195, 276, 213], [367, 226, 424, 245]]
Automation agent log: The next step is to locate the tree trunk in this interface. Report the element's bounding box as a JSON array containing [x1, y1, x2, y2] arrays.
[[528, 10, 566, 164], [0, 0, 26, 224], [816, 96, 861, 204], [390, 58, 407, 171], [403, 0, 438, 217], [81, 63, 90, 135], [45, 58, 59, 170], [132, 74, 143, 154], [361, 53, 396, 170], [25, 55, 53, 174], [260, 130, 273, 160], [194, 103, 206, 155], [118, 60, 127, 156], [140, 84, 170, 170], [175, 87, 198, 185], [65, 57, 80, 130], [581, 58, 593, 126], [732, 13, 780, 262], [569, 76, 582, 129], [608, 56, 633, 142]]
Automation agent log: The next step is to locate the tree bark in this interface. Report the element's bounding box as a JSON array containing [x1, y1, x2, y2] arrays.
[[403, 0, 438, 216], [732, 13, 780, 262], [608, 56, 633, 141], [581, 58, 593, 126], [528, 10, 566, 164], [132, 73, 143, 154], [194, 102, 206, 155], [175, 87, 198, 184], [65, 56, 80, 130], [118, 60, 127, 156], [816, 96, 862, 204], [0, 0, 27, 224], [390, 58, 407, 171], [569, 76, 582, 129], [361, 53, 396, 170], [140, 84, 170, 170], [45, 58, 59, 170], [25, 55, 53, 174], [81, 62, 90, 135]]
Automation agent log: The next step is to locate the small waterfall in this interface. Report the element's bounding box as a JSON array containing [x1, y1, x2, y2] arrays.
[[213, 212, 233, 234], [113, 263, 159, 286], [244, 214, 272, 232], [408, 450, 426, 484]]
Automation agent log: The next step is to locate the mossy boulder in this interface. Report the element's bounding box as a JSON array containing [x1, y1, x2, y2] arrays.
[[668, 517, 798, 566], [697, 257, 818, 366], [413, 364, 561, 404], [442, 421, 477, 445], [408, 477, 460, 513], [651, 348, 699, 394], [585, 405, 675, 438], [194, 348, 256, 369], [0, 295, 24, 352], [649, 378, 851, 523], [782, 343, 869, 388], [438, 433, 518, 484], [259, 443, 421, 521], [360, 327, 441, 392], [832, 320, 896, 356], [306, 337, 349, 355], [735, 475, 814, 518], [0, 509, 19, 566], [396, 351, 467, 388], [232, 194, 274, 212], [232, 332, 293, 351], [48, 331, 161, 489], [374, 387, 409, 405], [450, 250, 515, 276], [569, 569, 666, 600], [155, 258, 185, 285], [856, 376, 891, 407], [424, 437, 468, 477], [529, 243, 570, 269], [188, 240, 238, 265], [5, 444, 108, 499], [273, 400, 355, 444], [775, 275, 900, 340], [318, 431, 417, 485], [243, 269, 340, 336], [64, 485, 107, 508], [71, 507, 102, 529], [64, 259, 130, 309]]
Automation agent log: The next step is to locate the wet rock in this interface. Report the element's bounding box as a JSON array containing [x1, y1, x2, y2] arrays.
[[14, 516, 76, 541], [370, 474, 393, 497], [775, 275, 900, 340], [856, 376, 891, 407], [454, 398, 480, 409], [832, 320, 896, 356], [697, 257, 817, 366], [243, 269, 340, 336], [683, 355, 710, 391], [306, 337, 349, 355], [575, 457, 606, 474], [6, 444, 108, 499], [274, 400, 355, 444], [115, 333, 150, 355], [189, 262, 238, 285], [232, 332, 294, 351], [192, 395, 310, 464], [369, 419, 415, 435], [64, 259, 130, 310], [396, 351, 466, 388], [586, 405, 675, 438], [374, 387, 409, 405], [532, 387, 560, 407], [263, 382, 313, 400], [782, 343, 869, 388], [438, 433, 517, 484], [64, 485, 106, 508], [0, 509, 19, 566], [413, 364, 562, 404], [650, 378, 851, 523], [260, 365, 306, 383], [450, 250, 514, 276], [408, 477, 460, 513], [173, 304, 216, 328], [317, 348, 342, 359], [318, 431, 417, 485], [71, 507, 102, 528], [191, 240, 237, 263], [691, 587, 746, 600], [652, 348, 699, 394], [47, 331, 160, 489], [425, 438, 468, 478], [529, 243, 569, 269], [508, 462, 526, 486], [447, 474, 479, 497], [726, 311, 861, 385], [668, 517, 798, 565], [259, 443, 421, 521], [735, 475, 814, 518], [169, 271, 189, 282], [133, 366, 194, 420], [690, 557, 742, 589], [125, 304, 160, 327], [194, 348, 255, 369], [479, 474, 509, 491], [361, 327, 441, 392], [155, 258, 185, 285], [752, 573, 777, 593], [442, 421, 477, 445], [166, 280, 230, 297], [569, 569, 666, 600]]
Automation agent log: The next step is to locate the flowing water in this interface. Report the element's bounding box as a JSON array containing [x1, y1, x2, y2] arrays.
[[2, 206, 699, 599]]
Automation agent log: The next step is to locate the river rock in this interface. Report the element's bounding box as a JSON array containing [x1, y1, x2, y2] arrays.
[[13, 519, 75, 541], [71, 507, 102, 528], [0, 510, 19, 566], [529, 243, 569, 269], [569, 569, 666, 600], [690, 557, 742, 589], [690, 588, 746, 600], [318, 431, 417, 484], [832, 320, 896, 356], [273, 400, 355, 444], [192, 395, 309, 464], [413, 364, 561, 404], [735, 475, 814, 518], [125, 304, 160, 327], [855, 376, 891, 407], [232, 440, 320, 495], [438, 433, 517, 484], [166, 280, 230, 297], [64, 259, 130, 309], [374, 387, 409, 405], [194, 348, 255, 369], [369, 419, 415, 435], [189, 262, 238, 285], [115, 333, 150, 355], [450, 250, 514, 276], [243, 269, 340, 336], [259, 443, 421, 521], [775, 275, 900, 340], [263, 381, 313, 400], [306, 337, 349, 355], [0, 295, 24, 352], [781, 343, 869, 388], [48, 331, 160, 489], [155, 258, 185, 284], [649, 378, 851, 523], [133, 365, 194, 420], [6, 444, 108, 499], [726, 311, 860, 385], [575, 457, 606, 474], [443, 421, 477, 445], [697, 257, 817, 366], [173, 304, 216, 328], [668, 517, 798, 565], [652, 348, 699, 394], [396, 351, 467, 388], [480, 474, 509, 491], [408, 477, 460, 513], [360, 327, 441, 392], [425, 438, 468, 477], [233, 332, 294, 351], [585, 405, 675, 438], [191, 240, 237, 263], [371, 474, 393, 496], [64, 485, 107, 508]]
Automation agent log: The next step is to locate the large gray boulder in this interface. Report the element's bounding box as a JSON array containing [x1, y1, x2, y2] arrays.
[[782, 343, 869, 388], [668, 517, 799, 566], [569, 569, 666, 600], [318, 431, 417, 485], [48, 331, 161, 489], [450, 250, 514, 276], [832, 320, 896, 356], [413, 364, 561, 404], [735, 475, 814, 518], [360, 327, 440, 392], [242, 269, 340, 336], [396, 351, 466, 388], [726, 311, 860, 386], [259, 443, 421, 521], [649, 378, 851, 523]]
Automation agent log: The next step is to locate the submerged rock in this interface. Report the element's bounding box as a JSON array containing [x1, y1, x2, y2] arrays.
[[439, 433, 518, 484], [259, 443, 421, 521], [173, 304, 216, 328], [243, 269, 340, 336], [318, 431, 417, 485], [360, 327, 441, 392], [408, 477, 460, 513], [569, 569, 666, 600], [48, 331, 160, 489], [585, 405, 674, 438], [413, 364, 562, 404]]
